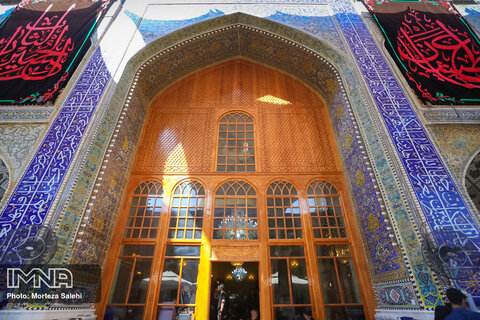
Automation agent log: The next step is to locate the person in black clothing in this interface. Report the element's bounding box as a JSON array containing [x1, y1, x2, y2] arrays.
[[216, 283, 227, 320], [296, 308, 314, 320], [435, 303, 452, 320]]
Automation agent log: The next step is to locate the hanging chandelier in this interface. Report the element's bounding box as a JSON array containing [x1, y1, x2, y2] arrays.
[[231, 262, 247, 282]]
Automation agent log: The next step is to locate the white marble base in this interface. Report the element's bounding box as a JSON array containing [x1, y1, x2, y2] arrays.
[[0, 308, 96, 320], [375, 309, 434, 320]]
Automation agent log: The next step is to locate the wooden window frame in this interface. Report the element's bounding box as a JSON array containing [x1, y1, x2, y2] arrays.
[[212, 180, 258, 241], [307, 180, 347, 239], [266, 180, 303, 240], [216, 112, 256, 172]]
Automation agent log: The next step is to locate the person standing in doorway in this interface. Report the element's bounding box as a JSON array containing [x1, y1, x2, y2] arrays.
[[217, 283, 227, 320]]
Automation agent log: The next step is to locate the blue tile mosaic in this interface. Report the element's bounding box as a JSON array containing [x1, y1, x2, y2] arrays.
[[0, 48, 110, 237], [266, 11, 345, 51], [329, 0, 480, 233], [125, 9, 225, 44], [328, 0, 480, 296], [329, 89, 408, 282]]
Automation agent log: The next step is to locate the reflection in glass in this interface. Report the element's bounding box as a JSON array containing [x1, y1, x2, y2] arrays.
[[316, 245, 350, 257], [270, 246, 304, 257], [337, 258, 362, 303], [169, 181, 205, 240], [213, 181, 257, 240], [109, 258, 132, 303], [274, 307, 312, 320], [158, 258, 180, 304], [156, 306, 176, 320], [308, 180, 346, 239], [271, 259, 290, 305], [125, 181, 163, 239], [267, 181, 302, 240], [128, 258, 151, 304], [165, 245, 200, 257], [317, 258, 341, 304], [290, 259, 310, 304]]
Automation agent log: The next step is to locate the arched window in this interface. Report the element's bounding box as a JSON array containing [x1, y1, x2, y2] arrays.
[[168, 180, 205, 240], [107, 181, 163, 317], [0, 158, 8, 202], [216, 112, 255, 172], [466, 152, 480, 213], [123, 180, 163, 239], [266, 181, 302, 239], [307, 181, 346, 239], [213, 180, 257, 240]]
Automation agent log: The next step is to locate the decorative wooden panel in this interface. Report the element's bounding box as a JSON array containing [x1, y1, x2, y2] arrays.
[[134, 60, 339, 175], [156, 60, 321, 106], [259, 109, 338, 172], [133, 109, 214, 173], [211, 245, 260, 260]]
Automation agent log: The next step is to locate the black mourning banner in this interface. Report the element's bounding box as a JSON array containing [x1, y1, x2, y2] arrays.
[[365, 1, 480, 105], [0, 1, 107, 105]]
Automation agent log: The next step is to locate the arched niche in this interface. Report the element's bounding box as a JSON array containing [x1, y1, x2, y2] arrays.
[[57, 13, 415, 314]]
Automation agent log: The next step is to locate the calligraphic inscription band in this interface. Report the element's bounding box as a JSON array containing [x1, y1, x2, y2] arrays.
[[330, 0, 480, 249], [0, 48, 110, 238]]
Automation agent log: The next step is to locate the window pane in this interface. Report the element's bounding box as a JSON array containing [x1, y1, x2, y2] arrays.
[[169, 182, 205, 239], [270, 246, 304, 257], [213, 181, 257, 240], [180, 259, 200, 304], [128, 258, 152, 304], [158, 258, 180, 304], [119, 245, 155, 257], [273, 307, 311, 320], [290, 259, 310, 304], [267, 182, 302, 240], [165, 245, 200, 257], [156, 306, 176, 320], [108, 258, 132, 303], [273, 307, 297, 320], [307, 181, 346, 239], [317, 258, 341, 304], [125, 183, 163, 240], [337, 258, 362, 303], [271, 259, 290, 304], [316, 245, 350, 257], [217, 113, 255, 172]]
